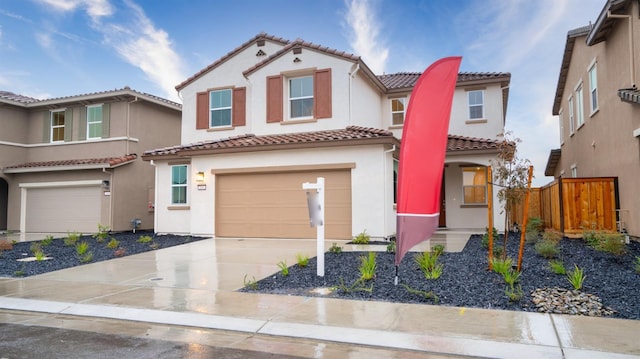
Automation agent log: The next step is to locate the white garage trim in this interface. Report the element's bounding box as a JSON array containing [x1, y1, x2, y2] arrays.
[[211, 162, 356, 175]]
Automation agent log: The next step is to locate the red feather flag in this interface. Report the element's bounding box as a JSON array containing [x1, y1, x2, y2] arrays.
[[395, 57, 462, 269]]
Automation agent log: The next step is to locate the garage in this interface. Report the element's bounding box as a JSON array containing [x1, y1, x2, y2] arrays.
[[26, 186, 102, 233], [215, 169, 351, 239]]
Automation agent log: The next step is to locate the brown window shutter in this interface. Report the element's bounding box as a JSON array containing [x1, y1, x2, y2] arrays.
[[232, 87, 246, 127], [196, 91, 209, 129], [314, 68, 332, 119], [266, 75, 283, 123]]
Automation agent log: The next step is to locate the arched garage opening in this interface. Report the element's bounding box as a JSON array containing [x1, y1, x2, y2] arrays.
[[0, 177, 8, 230]]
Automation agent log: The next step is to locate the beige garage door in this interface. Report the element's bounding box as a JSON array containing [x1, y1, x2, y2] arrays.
[[216, 170, 351, 239], [26, 186, 101, 233]]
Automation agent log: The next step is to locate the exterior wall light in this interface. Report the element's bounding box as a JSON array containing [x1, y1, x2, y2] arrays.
[[196, 171, 205, 183]]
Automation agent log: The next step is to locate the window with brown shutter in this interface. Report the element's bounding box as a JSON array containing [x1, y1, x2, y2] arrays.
[[266, 75, 283, 123]]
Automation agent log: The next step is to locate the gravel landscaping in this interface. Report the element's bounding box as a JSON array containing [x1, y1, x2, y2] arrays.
[[241, 233, 640, 320], [0, 231, 205, 277]]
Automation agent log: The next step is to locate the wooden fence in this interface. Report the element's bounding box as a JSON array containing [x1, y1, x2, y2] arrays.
[[511, 177, 619, 237]]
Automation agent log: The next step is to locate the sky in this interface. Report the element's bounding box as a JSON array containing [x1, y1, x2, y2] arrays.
[[0, 0, 606, 186]]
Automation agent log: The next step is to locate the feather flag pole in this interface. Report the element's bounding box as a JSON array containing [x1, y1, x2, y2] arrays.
[[394, 56, 462, 285]]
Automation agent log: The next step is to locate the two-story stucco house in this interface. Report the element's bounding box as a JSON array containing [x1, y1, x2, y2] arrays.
[[0, 88, 181, 234], [546, 0, 640, 238], [143, 33, 510, 240]]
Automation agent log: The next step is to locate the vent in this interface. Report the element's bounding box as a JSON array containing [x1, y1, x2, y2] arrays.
[[293, 57, 301, 63], [256, 49, 266, 56], [257, 39, 265, 47], [293, 47, 302, 54]]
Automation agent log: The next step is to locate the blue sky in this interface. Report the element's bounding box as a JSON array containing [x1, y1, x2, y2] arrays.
[[0, 0, 605, 185]]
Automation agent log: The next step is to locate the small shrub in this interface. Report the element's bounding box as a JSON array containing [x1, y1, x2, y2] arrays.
[[329, 243, 343, 253], [505, 284, 523, 302], [432, 244, 445, 257], [359, 252, 377, 280], [243, 275, 258, 290], [42, 235, 54, 246], [525, 229, 540, 244], [567, 264, 586, 290], [114, 248, 126, 257], [548, 259, 566, 275], [634, 256, 640, 274], [386, 240, 396, 254], [30, 242, 43, 255], [352, 230, 370, 244], [296, 253, 309, 267], [582, 229, 601, 247], [80, 252, 93, 263], [106, 238, 120, 249], [149, 242, 160, 250], [76, 241, 89, 256], [64, 232, 81, 246], [482, 227, 499, 249], [402, 284, 439, 303], [93, 224, 110, 243], [415, 249, 444, 280], [535, 240, 559, 259], [333, 277, 373, 294], [137, 235, 153, 243], [596, 232, 626, 255], [277, 260, 289, 276], [493, 245, 504, 259], [502, 269, 521, 286], [542, 228, 562, 243], [34, 250, 46, 261], [526, 217, 544, 233], [490, 257, 513, 276]]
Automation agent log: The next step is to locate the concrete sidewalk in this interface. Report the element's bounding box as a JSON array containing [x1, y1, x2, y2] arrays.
[[1, 236, 639, 358]]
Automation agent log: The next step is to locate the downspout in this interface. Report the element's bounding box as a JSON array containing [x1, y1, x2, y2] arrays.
[[383, 144, 396, 239], [607, 11, 637, 87], [348, 63, 360, 126], [103, 168, 114, 230], [126, 96, 140, 155], [149, 160, 158, 232]]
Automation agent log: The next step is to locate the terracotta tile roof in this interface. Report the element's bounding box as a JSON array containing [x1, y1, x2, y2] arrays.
[[447, 135, 502, 152], [243, 38, 361, 77], [378, 72, 511, 90], [142, 127, 501, 160], [143, 126, 399, 159], [175, 32, 290, 91], [0, 91, 39, 104], [618, 88, 640, 104], [3, 154, 137, 171]]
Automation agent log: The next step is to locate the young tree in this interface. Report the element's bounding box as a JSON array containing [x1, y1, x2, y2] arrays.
[[490, 132, 532, 254]]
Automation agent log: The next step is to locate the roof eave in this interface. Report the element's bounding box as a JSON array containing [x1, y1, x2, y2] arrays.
[[26, 89, 181, 111], [586, 0, 629, 46]]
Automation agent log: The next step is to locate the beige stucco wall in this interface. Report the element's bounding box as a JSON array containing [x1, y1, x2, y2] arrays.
[[554, 5, 640, 237]]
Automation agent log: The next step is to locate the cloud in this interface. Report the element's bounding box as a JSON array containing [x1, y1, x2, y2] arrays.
[[36, 0, 113, 22], [97, 0, 185, 101], [344, 0, 388, 74]]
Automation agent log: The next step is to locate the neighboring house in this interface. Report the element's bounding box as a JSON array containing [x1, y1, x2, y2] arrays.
[[0, 88, 181, 233], [142, 33, 510, 240], [546, 0, 640, 238]]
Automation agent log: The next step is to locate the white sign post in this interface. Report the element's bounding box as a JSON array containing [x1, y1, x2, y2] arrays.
[[303, 177, 325, 277]]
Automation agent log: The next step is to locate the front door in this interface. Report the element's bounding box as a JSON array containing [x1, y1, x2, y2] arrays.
[[439, 176, 446, 227]]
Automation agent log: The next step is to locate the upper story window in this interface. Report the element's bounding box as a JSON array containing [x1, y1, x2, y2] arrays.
[[50, 110, 65, 142], [467, 90, 484, 119], [462, 166, 487, 204], [87, 105, 103, 139], [588, 62, 598, 113], [289, 76, 313, 119], [171, 165, 188, 205], [391, 98, 406, 125], [568, 96, 575, 134], [210, 89, 232, 127], [575, 83, 584, 127]]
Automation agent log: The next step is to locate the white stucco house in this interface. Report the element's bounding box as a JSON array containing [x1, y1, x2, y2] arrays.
[[142, 33, 510, 239]]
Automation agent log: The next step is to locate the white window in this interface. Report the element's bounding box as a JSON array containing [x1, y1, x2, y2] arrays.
[[171, 165, 188, 205], [568, 96, 575, 134], [391, 98, 406, 125], [467, 90, 484, 119], [575, 83, 584, 127], [462, 167, 487, 204], [571, 165, 577, 178], [558, 109, 564, 144], [50, 110, 65, 142], [588, 63, 598, 113], [210, 89, 232, 127], [87, 105, 102, 139], [289, 76, 313, 119]]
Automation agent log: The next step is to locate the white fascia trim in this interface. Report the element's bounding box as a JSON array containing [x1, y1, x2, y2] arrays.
[[0, 136, 139, 148], [19, 180, 103, 189], [633, 128, 640, 137], [4, 164, 109, 174]]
